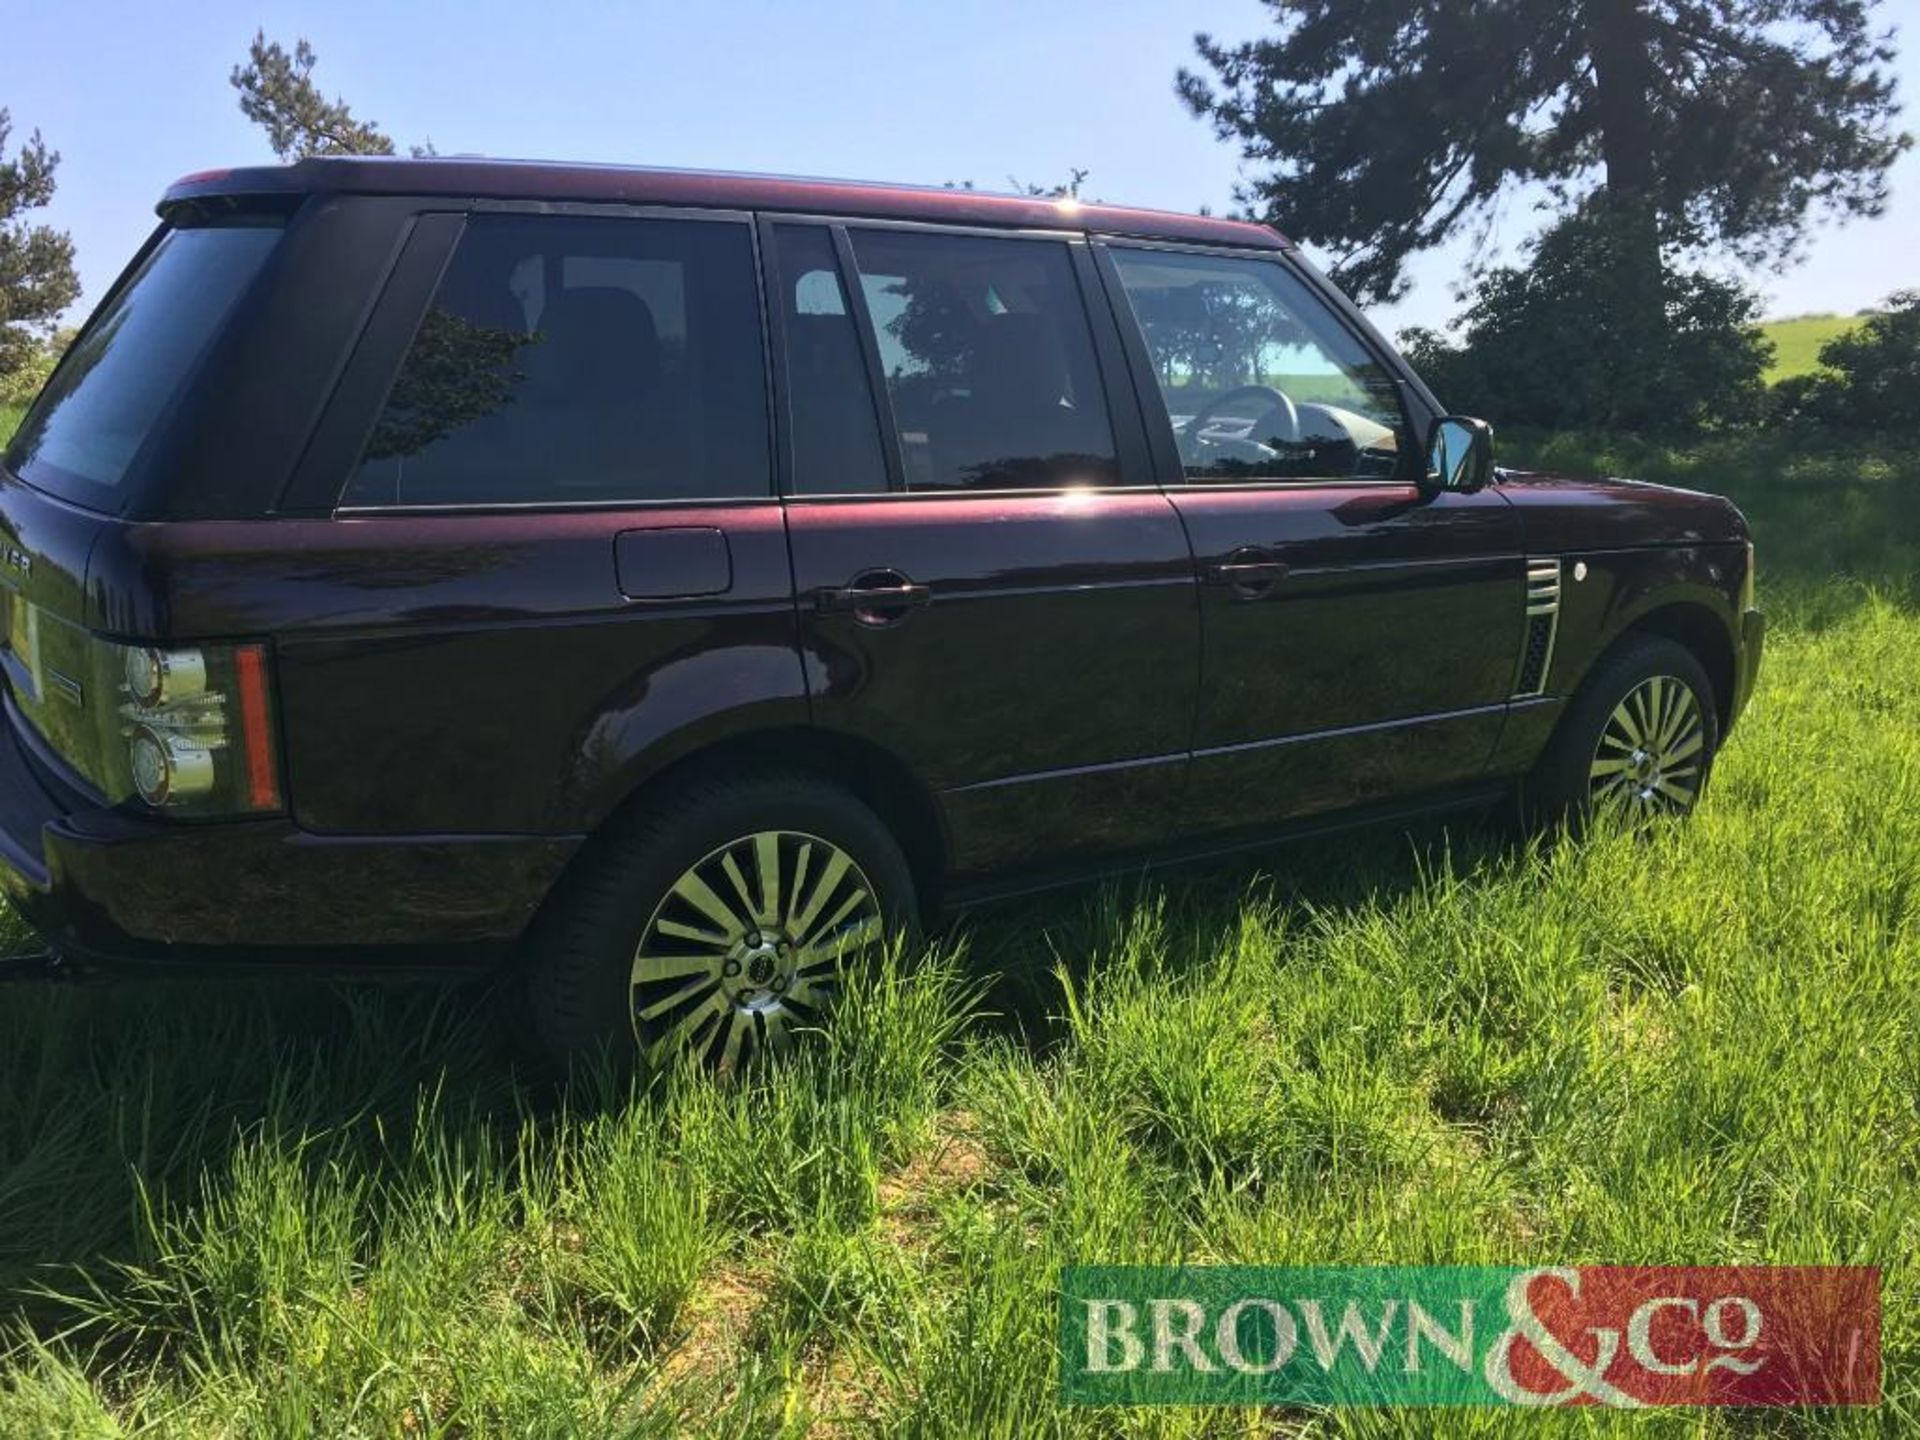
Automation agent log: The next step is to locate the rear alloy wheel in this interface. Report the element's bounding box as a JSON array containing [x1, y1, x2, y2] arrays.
[[631, 830, 883, 1068], [1587, 675, 1708, 820], [522, 770, 917, 1074]]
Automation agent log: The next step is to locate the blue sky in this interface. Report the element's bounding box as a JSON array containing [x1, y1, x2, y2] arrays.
[[10, 0, 1919, 338]]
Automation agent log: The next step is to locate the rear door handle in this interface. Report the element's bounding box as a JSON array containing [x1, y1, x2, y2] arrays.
[[1203, 548, 1288, 599], [815, 569, 931, 627]]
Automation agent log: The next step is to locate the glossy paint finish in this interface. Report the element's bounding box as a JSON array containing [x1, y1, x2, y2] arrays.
[[0, 703, 568, 952], [1494, 469, 1750, 550], [614, 527, 733, 599], [1170, 482, 1525, 829], [0, 468, 95, 638], [0, 166, 1766, 970], [785, 489, 1199, 875], [1494, 471, 1752, 712], [87, 501, 805, 835]]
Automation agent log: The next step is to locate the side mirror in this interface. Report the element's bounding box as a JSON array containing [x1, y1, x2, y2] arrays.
[[1424, 415, 1495, 494]]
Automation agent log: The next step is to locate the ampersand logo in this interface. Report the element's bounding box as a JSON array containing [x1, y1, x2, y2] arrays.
[[1484, 1268, 1648, 1405]]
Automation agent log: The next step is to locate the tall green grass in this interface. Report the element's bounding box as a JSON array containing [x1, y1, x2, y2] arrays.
[[1, 428, 1916, 1434]]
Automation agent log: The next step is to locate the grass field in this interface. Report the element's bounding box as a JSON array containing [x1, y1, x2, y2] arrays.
[[1758, 313, 1864, 384], [0, 421, 1917, 1435]]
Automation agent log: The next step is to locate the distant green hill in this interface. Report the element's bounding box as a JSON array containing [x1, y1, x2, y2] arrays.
[[1758, 313, 1863, 384]]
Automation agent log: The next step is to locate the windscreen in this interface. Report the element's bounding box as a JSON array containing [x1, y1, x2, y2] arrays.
[[4, 217, 282, 512]]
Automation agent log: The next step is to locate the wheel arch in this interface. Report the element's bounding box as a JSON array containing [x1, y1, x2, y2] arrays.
[[561, 726, 949, 921], [1512, 593, 1737, 789], [1614, 600, 1737, 734]]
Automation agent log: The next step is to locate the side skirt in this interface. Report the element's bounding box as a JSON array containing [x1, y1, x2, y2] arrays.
[[938, 780, 1510, 913]]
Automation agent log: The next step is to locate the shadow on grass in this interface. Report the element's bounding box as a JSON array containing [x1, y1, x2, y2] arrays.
[[953, 810, 1506, 1052], [0, 810, 1503, 1317]]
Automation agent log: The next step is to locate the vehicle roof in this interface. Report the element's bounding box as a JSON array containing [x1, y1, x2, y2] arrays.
[[160, 156, 1289, 250]]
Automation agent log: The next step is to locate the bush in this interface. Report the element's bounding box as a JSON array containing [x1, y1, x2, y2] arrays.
[[1771, 292, 1920, 431], [0, 326, 71, 408], [1400, 209, 1770, 433]]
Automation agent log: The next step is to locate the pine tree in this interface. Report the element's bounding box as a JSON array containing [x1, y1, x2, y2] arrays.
[[0, 110, 79, 392], [230, 32, 401, 160], [1179, 0, 1911, 308]]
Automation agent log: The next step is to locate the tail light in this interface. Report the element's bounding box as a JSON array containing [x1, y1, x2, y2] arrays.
[[107, 641, 282, 815], [4, 598, 283, 820]]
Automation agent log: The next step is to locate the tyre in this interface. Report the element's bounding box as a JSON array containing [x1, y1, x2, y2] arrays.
[[1522, 634, 1720, 834], [521, 769, 919, 1073]]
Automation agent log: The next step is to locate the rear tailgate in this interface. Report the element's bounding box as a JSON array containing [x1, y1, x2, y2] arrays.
[[0, 466, 113, 794], [0, 207, 291, 798]]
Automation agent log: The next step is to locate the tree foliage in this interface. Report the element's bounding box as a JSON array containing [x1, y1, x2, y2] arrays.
[[1773, 292, 1920, 430], [363, 311, 537, 460], [230, 31, 399, 160], [0, 110, 80, 388], [1180, 0, 1911, 305], [1400, 206, 1770, 431], [944, 168, 1094, 199]]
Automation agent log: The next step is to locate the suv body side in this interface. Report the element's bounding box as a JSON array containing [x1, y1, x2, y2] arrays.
[[0, 169, 1763, 969]]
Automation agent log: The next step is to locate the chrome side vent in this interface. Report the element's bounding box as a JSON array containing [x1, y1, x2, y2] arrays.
[[1513, 559, 1562, 698]]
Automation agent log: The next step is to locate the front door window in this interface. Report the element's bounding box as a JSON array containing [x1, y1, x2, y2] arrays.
[[1108, 247, 1409, 483]]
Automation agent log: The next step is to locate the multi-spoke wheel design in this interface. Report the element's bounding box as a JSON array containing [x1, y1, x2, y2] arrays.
[[630, 830, 883, 1069], [1588, 674, 1707, 819]]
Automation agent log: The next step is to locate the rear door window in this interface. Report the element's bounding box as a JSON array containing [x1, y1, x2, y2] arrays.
[[5, 218, 283, 511], [346, 213, 771, 508], [844, 230, 1118, 492]]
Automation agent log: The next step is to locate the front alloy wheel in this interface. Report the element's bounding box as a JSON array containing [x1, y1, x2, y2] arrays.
[[1588, 674, 1708, 819], [1519, 633, 1720, 835], [632, 830, 883, 1068]]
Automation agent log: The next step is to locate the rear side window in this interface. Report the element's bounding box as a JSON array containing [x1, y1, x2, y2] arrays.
[[346, 214, 770, 508], [5, 219, 282, 511], [845, 230, 1118, 492]]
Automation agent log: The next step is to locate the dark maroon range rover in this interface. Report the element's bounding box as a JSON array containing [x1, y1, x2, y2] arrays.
[[0, 158, 1763, 1067]]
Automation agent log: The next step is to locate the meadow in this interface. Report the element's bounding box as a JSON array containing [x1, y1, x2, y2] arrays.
[[0, 416, 1916, 1436], [1757, 314, 1864, 384]]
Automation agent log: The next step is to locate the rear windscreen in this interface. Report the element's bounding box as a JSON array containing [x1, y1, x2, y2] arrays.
[[4, 218, 282, 511]]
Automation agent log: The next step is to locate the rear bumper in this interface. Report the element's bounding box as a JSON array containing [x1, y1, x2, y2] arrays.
[[0, 712, 578, 971], [1730, 607, 1766, 733]]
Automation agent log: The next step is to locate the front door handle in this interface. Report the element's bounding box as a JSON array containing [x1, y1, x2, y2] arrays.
[[1203, 548, 1288, 600], [815, 569, 932, 627]]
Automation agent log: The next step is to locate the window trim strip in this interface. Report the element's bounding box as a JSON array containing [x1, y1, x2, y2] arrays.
[[828, 224, 909, 494], [280, 209, 466, 516]]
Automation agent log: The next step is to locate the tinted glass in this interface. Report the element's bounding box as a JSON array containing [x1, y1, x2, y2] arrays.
[[847, 230, 1117, 491], [6, 220, 282, 510], [347, 214, 770, 507], [772, 225, 888, 495], [1109, 248, 1408, 483]]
